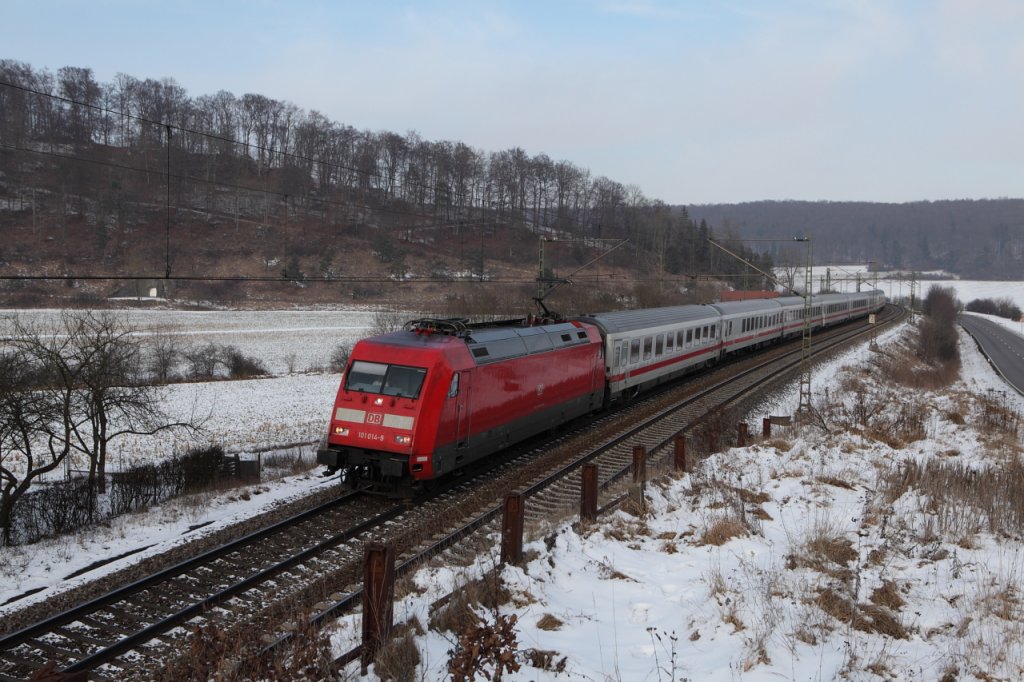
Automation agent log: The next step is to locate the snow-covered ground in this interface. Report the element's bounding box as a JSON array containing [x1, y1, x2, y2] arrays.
[[2, 310, 1024, 680], [326, 320, 1024, 681], [0, 308, 377, 376]]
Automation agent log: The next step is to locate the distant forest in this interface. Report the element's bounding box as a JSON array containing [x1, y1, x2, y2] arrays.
[[687, 200, 1024, 279], [0, 60, 773, 309]]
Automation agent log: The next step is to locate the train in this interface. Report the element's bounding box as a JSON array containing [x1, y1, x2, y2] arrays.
[[317, 289, 887, 494]]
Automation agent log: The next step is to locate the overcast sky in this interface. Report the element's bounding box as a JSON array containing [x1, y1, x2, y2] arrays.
[[3, 0, 1023, 205]]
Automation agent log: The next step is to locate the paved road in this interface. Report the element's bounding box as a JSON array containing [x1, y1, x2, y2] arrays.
[[959, 313, 1024, 395]]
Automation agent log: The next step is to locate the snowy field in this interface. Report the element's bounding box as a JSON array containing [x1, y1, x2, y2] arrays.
[[784, 265, 1024, 314], [0, 309, 377, 476], [0, 308, 378, 375], [2, 317, 1023, 680]]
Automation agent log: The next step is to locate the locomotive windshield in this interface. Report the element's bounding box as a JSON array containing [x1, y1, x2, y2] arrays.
[[345, 360, 427, 399]]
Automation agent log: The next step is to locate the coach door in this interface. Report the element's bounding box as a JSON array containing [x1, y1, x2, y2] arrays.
[[456, 370, 471, 449]]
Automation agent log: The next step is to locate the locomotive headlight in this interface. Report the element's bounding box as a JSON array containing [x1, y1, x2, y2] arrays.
[[394, 435, 412, 445], [334, 426, 350, 436], [374, 397, 384, 406]]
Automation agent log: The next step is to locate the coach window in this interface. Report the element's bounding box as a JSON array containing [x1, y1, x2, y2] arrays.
[[655, 334, 664, 356], [643, 336, 653, 360], [448, 373, 459, 398], [685, 329, 693, 348], [630, 338, 641, 364], [711, 325, 717, 339], [612, 341, 622, 368], [666, 333, 674, 353], [676, 330, 685, 348]]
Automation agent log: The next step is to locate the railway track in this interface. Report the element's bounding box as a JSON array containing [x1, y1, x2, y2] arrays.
[[0, 305, 904, 679]]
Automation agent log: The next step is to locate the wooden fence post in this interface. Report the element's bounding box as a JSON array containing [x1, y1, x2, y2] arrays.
[[501, 492, 524, 566], [361, 542, 396, 673], [632, 445, 646, 485], [674, 434, 687, 472], [580, 463, 598, 522]]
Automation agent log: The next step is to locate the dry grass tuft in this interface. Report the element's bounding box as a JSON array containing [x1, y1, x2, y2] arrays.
[[374, 629, 421, 682], [787, 523, 858, 581], [722, 602, 746, 632], [428, 574, 511, 634], [870, 581, 906, 611], [878, 457, 1024, 539], [429, 592, 481, 635], [730, 486, 771, 504], [816, 475, 855, 490], [604, 517, 650, 542], [536, 613, 564, 631], [815, 588, 908, 639], [807, 536, 858, 566], [978, 583, 1021, 622], [701, 517, 748, 546], [522, 649, 567, 673], [597, 557, 636, 582]]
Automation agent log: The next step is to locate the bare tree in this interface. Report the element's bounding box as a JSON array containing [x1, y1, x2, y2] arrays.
[[0, 335, 80, 545], [145, 324, 184, 382], [6, 313, 200, 500]]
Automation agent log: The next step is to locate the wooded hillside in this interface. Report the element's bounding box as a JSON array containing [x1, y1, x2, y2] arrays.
[[0, 60, 771, 312]]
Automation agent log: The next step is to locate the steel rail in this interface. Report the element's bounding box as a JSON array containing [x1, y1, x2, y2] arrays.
[[0, 488, 395, 677]]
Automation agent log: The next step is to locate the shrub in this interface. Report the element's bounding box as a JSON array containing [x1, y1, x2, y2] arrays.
[[6, 446, 228, 545], [185, 342, 223, 379], [965, 297, 1022, 321], [329, 343, 351, 373], [222, 345, 268, 379]]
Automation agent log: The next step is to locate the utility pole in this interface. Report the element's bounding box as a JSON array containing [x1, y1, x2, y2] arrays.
[[796, 237, 813, 416], [909, 272, 918, 322], [535, 237, 627, 318]]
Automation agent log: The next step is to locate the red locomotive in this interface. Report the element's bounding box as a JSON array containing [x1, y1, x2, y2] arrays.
[[319, 290, 887, 494], [317, 317, 605, 494]]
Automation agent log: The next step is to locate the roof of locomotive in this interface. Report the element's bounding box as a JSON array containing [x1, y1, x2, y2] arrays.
[[360, 319, 595, 365], [575, 305, 719, 334], [464, 321, 594, 364]]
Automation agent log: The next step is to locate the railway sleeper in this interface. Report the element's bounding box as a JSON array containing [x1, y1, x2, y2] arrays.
[[23, 637, 79, 660], [52, 626, 109, 649], [78, 615, 134, 638], [0, 649, 49, 672]]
